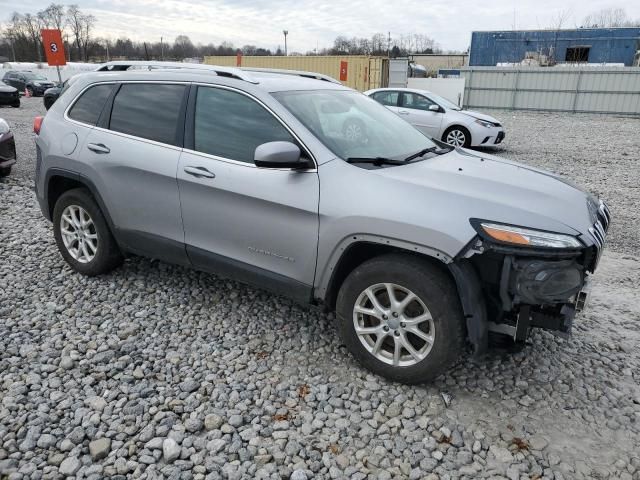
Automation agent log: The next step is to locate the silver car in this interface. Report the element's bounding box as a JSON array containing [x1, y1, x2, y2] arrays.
[[365, 87, 505, 148], [35, 62, 609, 384]]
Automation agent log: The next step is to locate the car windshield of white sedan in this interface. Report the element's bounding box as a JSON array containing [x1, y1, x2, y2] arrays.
[[274, 90, 436, 161], [427, 92, 461, 111]]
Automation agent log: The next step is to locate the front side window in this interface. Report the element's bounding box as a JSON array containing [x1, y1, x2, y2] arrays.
[[401, 92, 436, 111], [274, 90, 436, 162], [373, 91, 399, 107], [68, 84, 114, 126], [193, 86, 294, 163], [109, 83, 186, 145]]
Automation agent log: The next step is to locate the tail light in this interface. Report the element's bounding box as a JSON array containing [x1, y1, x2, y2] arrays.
[[33, 116, 43, 135]]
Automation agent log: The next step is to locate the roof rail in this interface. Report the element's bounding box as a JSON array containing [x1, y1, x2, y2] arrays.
[[240, 67, 342, 84], [94, 61, 258, 83]]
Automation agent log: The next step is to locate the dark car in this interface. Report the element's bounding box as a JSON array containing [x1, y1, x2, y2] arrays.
[[0, 81, 20, 108], [0, 118, 16, 177], [2, 70, 56, 97], [44, 83, 64, 110]]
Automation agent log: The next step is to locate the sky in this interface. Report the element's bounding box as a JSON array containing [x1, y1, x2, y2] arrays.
[[1, 0, 639, 53]]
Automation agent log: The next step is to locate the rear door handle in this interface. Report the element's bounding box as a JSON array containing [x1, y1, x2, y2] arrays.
[[87, 143, 110, 154], [184, 166, 216, 179]]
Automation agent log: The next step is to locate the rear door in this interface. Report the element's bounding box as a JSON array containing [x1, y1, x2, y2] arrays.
[[80, 82, 189, 264], [399, 92, 443, 137], [177, 85, 320, 301], [371, 90, 401, 114]]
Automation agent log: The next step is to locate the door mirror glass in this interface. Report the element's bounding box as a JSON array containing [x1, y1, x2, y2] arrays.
[[254, 141, 307, 169], [428, 104, 441, 112]]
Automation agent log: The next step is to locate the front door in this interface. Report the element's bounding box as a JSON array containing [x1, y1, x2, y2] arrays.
[[177, 85, 320, 301], [399, 92, 443, 138]]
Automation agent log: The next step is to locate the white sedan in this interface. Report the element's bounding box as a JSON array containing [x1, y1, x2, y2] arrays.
[[364, 88, 505, 148]]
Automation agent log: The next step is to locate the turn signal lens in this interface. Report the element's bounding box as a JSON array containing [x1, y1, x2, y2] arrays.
[[33, 116, 43, 135], [479, 222, 582, 249], [481, 224, 530, 245]]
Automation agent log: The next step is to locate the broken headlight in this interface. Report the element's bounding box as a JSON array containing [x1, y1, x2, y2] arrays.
[[474, 221, 582, 249]]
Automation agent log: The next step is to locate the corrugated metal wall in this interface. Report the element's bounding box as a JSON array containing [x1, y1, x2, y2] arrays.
[[461, 67, 640, 114], [470, 28, 640, 66], [203, 55, 386, 91]]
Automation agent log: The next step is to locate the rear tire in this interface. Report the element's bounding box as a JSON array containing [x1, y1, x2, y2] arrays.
[[336, 254, 465, 384], [53, 188, 123, 276], [0, 167, 11, 177], [443, 126, 471, 148], [11, 100, 20, 108], [26, 87, 35, 97]]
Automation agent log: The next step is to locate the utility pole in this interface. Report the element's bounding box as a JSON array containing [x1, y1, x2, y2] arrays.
[[387, 31, 391, 57], [105, 40, 110, 61], [161, 36, 164, 61], [283, 30, 288, 56]]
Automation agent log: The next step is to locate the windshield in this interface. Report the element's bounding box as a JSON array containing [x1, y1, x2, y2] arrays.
[[273, 90, 436, 161], [24, 73, 48, 81], [426, 92, 461, 111]]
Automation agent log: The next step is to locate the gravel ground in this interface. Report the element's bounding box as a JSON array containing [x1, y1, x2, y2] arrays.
[[1, 98, 639, 480]]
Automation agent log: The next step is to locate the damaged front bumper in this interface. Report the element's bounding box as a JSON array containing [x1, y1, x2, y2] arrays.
[[450, 204, 609, 354]]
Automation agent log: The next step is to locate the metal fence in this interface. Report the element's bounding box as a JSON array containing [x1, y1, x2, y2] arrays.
[[461, 67, 640, 114]]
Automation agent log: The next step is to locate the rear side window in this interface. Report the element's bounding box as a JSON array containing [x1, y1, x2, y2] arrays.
[[193, 86, 294, 163], [373, 91, 399, 106], [109, 83, 186, 145], [68, 84, 114, 126]]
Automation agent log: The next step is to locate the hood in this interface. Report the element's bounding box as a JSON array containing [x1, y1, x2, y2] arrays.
[[457, 109, 501, 124], [0, 83, 17, 93], [377, 148, 596, 241]]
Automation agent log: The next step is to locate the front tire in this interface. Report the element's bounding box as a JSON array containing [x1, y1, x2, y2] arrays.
[[26, 87, 35, 97], [11, 100, 20, 108], [336, 254, 465, 384], [0, 167, 11, 177], [443, 126, 471, 148], [53, 188, 123, 276]]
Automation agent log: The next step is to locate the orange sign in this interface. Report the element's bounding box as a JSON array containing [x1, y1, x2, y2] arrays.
[[339, 61, 348, 82], [41, 29, 66, 66]]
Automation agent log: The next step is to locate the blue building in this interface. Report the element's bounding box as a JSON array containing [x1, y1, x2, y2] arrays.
[[470, 28, 640, 66]]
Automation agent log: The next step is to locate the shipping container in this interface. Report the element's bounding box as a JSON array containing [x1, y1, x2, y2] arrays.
[[203, 55, 387, 91]]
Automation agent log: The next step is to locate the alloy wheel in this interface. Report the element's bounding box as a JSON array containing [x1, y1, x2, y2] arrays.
[[446, 129, 466, 147], [353, 283, 435, 367], [60, 205, 98, 263]]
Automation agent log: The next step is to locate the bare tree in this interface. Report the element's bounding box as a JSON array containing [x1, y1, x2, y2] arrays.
[[582, 8, 640, 27], [38, 3, 66, 31], [22, 13, 44, 61]]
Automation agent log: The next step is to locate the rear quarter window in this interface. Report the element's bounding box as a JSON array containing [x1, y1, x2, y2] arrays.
[[68, 84, 114, 126]]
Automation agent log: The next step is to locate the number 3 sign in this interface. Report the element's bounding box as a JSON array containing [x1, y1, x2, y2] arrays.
[[41, 29, 66, 66]]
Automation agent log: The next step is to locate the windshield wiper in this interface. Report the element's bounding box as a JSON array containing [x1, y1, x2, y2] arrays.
[[346, 157, 404, 166], [403, 145, 452, 162]]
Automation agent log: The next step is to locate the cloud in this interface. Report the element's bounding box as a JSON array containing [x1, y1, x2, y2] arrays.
[[1, 0, 639, 52]]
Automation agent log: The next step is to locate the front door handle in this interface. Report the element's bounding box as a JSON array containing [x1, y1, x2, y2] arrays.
[[184, 166, 216, 179], [398, 110, 410, 115], [87, 143, 110, 154]]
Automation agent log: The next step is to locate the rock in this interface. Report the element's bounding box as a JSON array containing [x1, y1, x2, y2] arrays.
[[529, 436, 549, 450], [85, 396, 107, 412], [228, 414, 243, 427], [179, 379, 200, 393], [290, 470, 308, 480], [89, 438, 111, 460], [59, 456, 81, 476], [204, 414, 223, 431], [60, 357, 74, 369], [489, 445, 514, 463], [185, 417, 203, 433], [163, 438, 181, 463]]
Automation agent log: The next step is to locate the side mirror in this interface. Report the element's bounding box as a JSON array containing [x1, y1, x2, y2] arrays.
[[428, 104, 441, 112], [254, 141, 309, 169]]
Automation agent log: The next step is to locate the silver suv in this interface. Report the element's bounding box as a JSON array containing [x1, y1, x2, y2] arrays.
[[35, 62, 610, 384]]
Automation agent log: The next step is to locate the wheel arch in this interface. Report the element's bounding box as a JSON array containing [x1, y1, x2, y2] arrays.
[[45, 168, 116, 234], [441, 124, 471, 143], [317, 235, 453, 311]]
